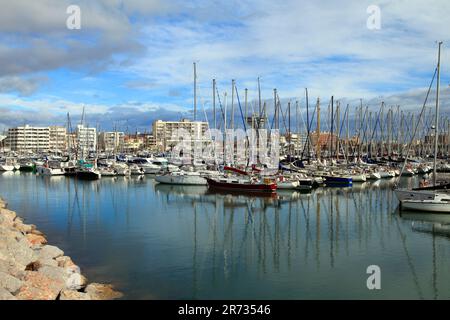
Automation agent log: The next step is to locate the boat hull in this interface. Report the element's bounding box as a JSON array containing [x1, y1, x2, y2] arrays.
[[0, 165, 15, 171], [76, 171, 101, 180], [206, 178, 277, 193], [323, 176, 353, 186], [401, 200, 450, 213], [155, 174, 206, 185]]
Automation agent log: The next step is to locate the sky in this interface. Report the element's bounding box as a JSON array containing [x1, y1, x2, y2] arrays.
[[0, 0, 449, 132]]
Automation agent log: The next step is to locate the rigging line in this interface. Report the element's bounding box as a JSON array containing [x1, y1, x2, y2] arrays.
[[396, 67, 437, 184], [299, 104, 317, 159], [215, 86, 226, 130]]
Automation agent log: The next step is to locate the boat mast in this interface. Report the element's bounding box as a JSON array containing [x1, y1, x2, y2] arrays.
[[336, 101, 340, 159], [316, 98, 321, 160], [193, 62, 197, 121], [346, 104, 349, 161], [213, 79, 216, 130], [433, 41, 442, 186], [223, 92, 227, 165], [288, 101, 291, 155], [330, 95, 334, 160], [244, 88, 248, 124], [305, 88, 310, 161], [231, 79, 235, 131], [273, 89, 277, 130]]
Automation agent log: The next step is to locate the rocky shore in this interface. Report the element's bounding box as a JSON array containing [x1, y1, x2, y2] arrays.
[[0, 197, 122, 300]]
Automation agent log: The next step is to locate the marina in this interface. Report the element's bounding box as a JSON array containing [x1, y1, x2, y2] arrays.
[[0, 172, 449, 299], [1, 0, 450, 303]]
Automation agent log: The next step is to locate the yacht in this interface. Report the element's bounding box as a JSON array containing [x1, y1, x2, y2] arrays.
[[130, 158, 161, 174], [394, 42, 449, 214], [36, 160, 65, 176], [155, 171, 207, 185]]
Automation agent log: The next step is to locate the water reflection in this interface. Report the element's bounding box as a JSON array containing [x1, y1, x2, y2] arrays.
[[0, 174, 448, 299]]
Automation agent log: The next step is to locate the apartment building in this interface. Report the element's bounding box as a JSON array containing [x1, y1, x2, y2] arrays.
[[98, 131, 124, 152], [6, 125, 50, 152], [49, 126, 68, 152], [76, 124, 97, 155], [152, 119, 209, 152]]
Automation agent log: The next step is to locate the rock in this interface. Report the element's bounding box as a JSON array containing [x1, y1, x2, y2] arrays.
[[14, 222, 35, 234], [0, 208, 17, 221], [66, 273, 88, 290], [26, 233, 48, 246], [0, 287, 17, 300], [37, 245, 64, 260], [55, 256, 76, 268], [0, 258, 26, 279], [0, 235, 36, 268], [30, 229, 45, 236], [16, 271, 65, 300], [59, 289, 91, 300], [38, 265, 68, 283], [0, 225, 23, 241], [84, 283, 123, 300], [36, 258, 59, 268], [0, 271, 23, 294]]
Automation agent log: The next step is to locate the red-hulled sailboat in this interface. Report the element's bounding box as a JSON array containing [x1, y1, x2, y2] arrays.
[[205, 166, 277, 193]]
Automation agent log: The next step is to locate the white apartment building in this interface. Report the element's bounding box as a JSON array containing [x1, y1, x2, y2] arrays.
[[98, 131, 124, 152], [6, 125, 50, 152], [76, 125, 97, 155], [49, 126, 68, 152], [152, 119, 209, 151]]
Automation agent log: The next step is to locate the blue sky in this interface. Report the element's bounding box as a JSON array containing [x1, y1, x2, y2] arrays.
[[0, 0, 449, 132]]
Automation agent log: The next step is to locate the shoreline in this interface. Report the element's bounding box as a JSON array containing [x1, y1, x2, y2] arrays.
[[0, 196, 122, 300]]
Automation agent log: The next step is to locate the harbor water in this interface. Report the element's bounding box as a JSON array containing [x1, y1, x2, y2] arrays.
[[0, 171, 449, 299]]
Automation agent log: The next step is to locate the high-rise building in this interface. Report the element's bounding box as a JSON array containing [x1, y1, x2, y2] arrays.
[[49, 126, 68, 152], [76, 125, 97, 155], [6, 125, 50, 152], [98, 132, 124, 152], [152, 119, 209, 152]]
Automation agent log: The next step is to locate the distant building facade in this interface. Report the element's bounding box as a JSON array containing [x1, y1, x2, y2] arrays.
[[98, 132, 124, 152], [76, 125, 97, 155], [49, 126, 68, 152], [152, 119, 209, 152], [6, 125, 50, 152]]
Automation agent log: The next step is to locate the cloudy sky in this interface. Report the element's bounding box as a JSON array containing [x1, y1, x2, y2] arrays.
[[0, 0, 449, 132]]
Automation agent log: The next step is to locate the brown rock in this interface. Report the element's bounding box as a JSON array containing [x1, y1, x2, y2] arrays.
[[26, 233, 48, 246], [85, 283, 123, 300], [14, 222, 35, 234], [16, 271, 65, 300], [55, 256, 76, 268], [59, 289, 91, 300], [30, 229, 45, 236]]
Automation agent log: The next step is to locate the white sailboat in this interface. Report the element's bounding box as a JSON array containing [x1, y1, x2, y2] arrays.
[[395, 42, 450, 213], [155, 171, 207, 185]]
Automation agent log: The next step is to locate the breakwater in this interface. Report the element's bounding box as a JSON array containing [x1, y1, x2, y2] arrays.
[[0, 196, 122, 300]]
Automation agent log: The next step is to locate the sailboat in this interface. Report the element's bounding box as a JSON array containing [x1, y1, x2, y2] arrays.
[[394, 42, 450, 213]]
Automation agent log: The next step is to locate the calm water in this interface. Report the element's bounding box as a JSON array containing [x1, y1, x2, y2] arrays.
[[0, 172, 449, 299]]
